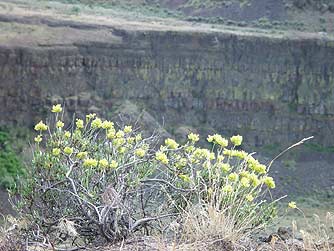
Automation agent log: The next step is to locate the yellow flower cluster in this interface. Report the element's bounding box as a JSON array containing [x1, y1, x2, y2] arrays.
[[176, 157, 187, 169], [188, 133, 199, 142], [91, 118, 102, 129], [116, 130, 125, 138], [107, 128, 116, 139], [249, 173, 261, 187], [228, 173, 238, 182], [76, 119, 84, 129], [135, 134, 142, 142], [51, 104, 62, 113], [64, 147, 73, 155], [246, 194, 254, 202], [179, 174, 191, 183], [34, 135, 42, 143], [263, 176, 276, 189], [192, 148, 215, 162], [34, 121, 48, 131], [64, 131, 71, 138], [124, 126, 132, 133], [76, 151, 88, 160], [156, 151, 168, 165], [102, 120, 114, 130], [165, 138, 179, 150], [83, 158, 98, 168], [86, 113, 96, 121], [207, 134, 228, 147], [109, 160, 118, 169], [99, 159, 108, 168], [56, 120, 64, 128], [135, 148, 146, 158], [240, 177, 250, 188], [223, 149, 248, 159], [247, 156, 267, 174], [288, 201, 297, 209], [230, 135, 243, 146], [52, 148, 61, 156], [219, 163, 231, 172], [223, 184, 233, 193]]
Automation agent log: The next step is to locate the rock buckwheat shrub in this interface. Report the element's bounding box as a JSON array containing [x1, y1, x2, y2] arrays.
[[153, 133, 281, 241], [14, 105, 285, 247]]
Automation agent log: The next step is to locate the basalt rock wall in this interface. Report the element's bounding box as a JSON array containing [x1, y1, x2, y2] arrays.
[[1, 24, 334, 147]]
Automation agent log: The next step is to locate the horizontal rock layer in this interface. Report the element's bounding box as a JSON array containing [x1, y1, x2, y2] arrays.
[[1, 17, 334, 147]]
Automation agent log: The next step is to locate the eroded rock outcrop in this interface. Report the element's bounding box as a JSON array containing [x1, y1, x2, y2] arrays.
[[0, 15, 334, 147]]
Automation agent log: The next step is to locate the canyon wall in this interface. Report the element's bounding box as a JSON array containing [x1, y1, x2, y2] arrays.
[[1, 18, 334, 147]]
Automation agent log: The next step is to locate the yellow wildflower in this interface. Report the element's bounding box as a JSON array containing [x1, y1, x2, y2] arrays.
[[86, 113, 96, 121], [176, 158, 187, 168], [240, 171, 250, 178], [263, 176, 276, 189], [234, 150, 248, 159], [240, 177, 250, 188], [118, 146, 127, 154], [288, 201, 297, 209], [107, 128, 116, 139], [83, 158, 98, 168], [135, 134, 142, 142], [113, 138, 126, 146], [188, 133, 199, 142], [228, 173, 238, 182], [91, 118, 102, 129], [249, 173, 260, 187], [217, 154, 225, 162], [207, 135, 214, 143], [76, 151, 87, 160], [76, 119, 84, 129], [64, 146, 73, 155], [99, 159, 109, 168], [51, 104, 62, 113], [179, 174, 191, 183], [254, 164, 267, 174], [52, 148, 61, 156], [185, 145, 195, 153], [109, 160, 118, 169], [135, 148, 146, 158], [203, 161, 211, 169], [116, 130, 125, 138], [34, 121, 48, 131], [230, 135, 243, 146], [34, 135, 42, 143], [56, 120, 64, 128], [220, 163, 231, 172], [165, 138, 179, 149], [124, 125, 132, 133], [213, 134, 228, 147], [102, 120, 114, 130], [222, 185, 233, 193], [64, 131, 71, 138], [246, 194, 254, 202], [127, 137, 135, 144], [208, 134, 228, 147], [156, 151, 169, 165]]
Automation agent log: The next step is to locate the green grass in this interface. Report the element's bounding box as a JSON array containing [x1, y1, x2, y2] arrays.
[[304, 143, 334, 153], [0, 128, 26, 189]]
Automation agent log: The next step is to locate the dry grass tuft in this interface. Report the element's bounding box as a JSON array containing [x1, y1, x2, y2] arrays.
[[180, 205, 241, 244], [297, 212, 334, 251]]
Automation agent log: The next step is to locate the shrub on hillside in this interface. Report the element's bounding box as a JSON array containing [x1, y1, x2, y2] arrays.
[[12, 104, 287, 248]]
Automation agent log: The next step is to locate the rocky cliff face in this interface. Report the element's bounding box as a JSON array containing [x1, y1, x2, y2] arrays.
[[1, 16, 334, 147]]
